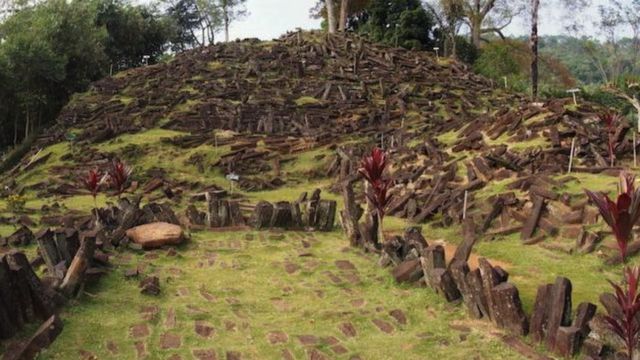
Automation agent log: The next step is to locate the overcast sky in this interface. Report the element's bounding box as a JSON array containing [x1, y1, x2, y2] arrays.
[[225, 0, 609, 42], [227, 0, 321, 41]]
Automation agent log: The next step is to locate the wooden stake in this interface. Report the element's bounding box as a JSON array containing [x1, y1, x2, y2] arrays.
[[567, 138, 576, 173]]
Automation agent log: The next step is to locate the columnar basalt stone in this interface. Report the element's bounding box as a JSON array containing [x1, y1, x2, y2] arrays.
[[478, 258, 506, 322], [0, 255, 21, 338], [492, 282, 528, 336], [6, 226, 34, 246], [529, 284, 553, 342], [216, 200, 230, 227], [271, 202, 293, 229], [36, 229, 58, 275], [431, 268, 461, 302], [0, 251, 55, 341], [572, 302, 597, 337], [315, 200, 336, 231], [466, 268, 491, 318], [403, 227, 428, 255], [521, 196, 546, 241], [3, 315, 63, 360], [185, 205, 206, 226], [142, 202, 180, 225], [450, 260, 482, 319], [382, 236, 404, 266], [228, 201, 246, 226], [392, 259, 422, 283], [53, 228, 80, 267], [204, 192, 231, 227], [420, 245, 446, 288], [60, 232, 97, 297], [253, 201, 274, 229], [582, 337, 605, 359], [554, 326, 582, 357], [546, 277, 572, 349], [304, 189, 322, 227], [452, 217, 477, 264], [341, 178, 363, 248]]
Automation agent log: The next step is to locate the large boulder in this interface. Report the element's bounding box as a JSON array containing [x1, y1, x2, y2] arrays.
[[125, 222, 185, 249]]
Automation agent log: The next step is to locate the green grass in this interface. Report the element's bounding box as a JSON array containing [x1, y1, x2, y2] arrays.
[[436, 130, 460, 146], [37, 230, 524, 360], [94, 129, 185, 153], [294, 97, 321, 107]]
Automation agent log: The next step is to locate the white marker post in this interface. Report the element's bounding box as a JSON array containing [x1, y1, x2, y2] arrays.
[[567, 88, 581, 106], [567, 138, 576, 173], [226, 173, 239, 193], [462, 190, 468, 220]]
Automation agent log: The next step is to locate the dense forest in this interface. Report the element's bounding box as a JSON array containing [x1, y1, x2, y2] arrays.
[[2, 0, 640, 159]]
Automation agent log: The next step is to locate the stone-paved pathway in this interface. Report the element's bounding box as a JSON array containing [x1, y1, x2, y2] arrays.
[[37, 230, 524, 359]]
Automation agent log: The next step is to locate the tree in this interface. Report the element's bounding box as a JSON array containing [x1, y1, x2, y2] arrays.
[[0, 0, 107, 146], [325, 0, 337, 33], [164, 0, 222, 48], [425, 0, 466, 58], [197, 0, 222, 44], [437, 0, 524, 47], [219, 0, 247, 42], [165, 0, 205, 50], [474, 39, 575, 93], [96, 0, 174, 69], [530, 0, 539, 100], [311, 0, 370, 33], [355, 0, 435, 49], [339, 0, 349, 31]]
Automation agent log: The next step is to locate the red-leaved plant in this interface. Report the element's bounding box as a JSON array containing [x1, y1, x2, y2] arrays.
[[107, 159, 133, 198], [604, 266, 640, 359], [82, 169, 103, 208], [599, 111, 622, 166], [585, 172, 640, 263], [359, 148, 393, 241]]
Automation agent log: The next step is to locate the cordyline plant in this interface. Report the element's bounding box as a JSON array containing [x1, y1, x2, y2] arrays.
[[107, 159, 133, 199], [359, 147, 393, 242], [604, 266, 640, 359], [82, 168, 103, 208], [585, 172, 640, 263], [599, 111, 623, 166]]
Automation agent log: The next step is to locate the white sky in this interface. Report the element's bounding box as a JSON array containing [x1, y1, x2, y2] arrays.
[[225, 0, 611, 41], [226, 0, 321, 41]]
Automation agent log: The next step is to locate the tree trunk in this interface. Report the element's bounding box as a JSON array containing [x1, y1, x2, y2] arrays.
[[325, 0, 337, 34], [224, 11, 230, 42], [13, 113, 17, 146], [530, 0, 540, 101], [339, 0, 349, 32], [24, 106, 29, 139], [470, 17, 482, 47]]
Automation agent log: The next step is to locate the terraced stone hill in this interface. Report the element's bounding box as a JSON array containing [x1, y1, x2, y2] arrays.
[[0, 31, 634, 359]]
